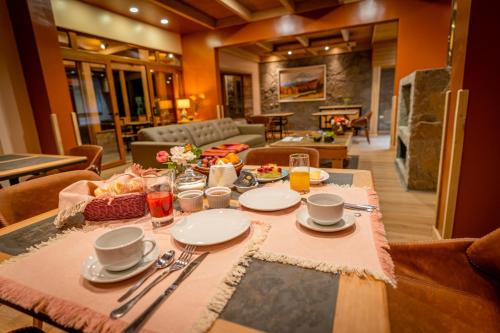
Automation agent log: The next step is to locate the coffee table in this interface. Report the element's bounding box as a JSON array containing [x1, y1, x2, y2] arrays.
[[270, 132, 352, 168]]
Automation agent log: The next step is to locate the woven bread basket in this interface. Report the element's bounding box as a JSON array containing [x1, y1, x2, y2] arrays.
[[84, 192, 147, 221]]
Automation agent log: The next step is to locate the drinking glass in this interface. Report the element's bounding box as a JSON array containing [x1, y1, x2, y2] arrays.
[[143, 169, 175, 228], [289, 153, 310, 194]]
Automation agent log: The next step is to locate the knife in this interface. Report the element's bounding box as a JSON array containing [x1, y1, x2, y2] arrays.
[[123, 252, 209, 333]]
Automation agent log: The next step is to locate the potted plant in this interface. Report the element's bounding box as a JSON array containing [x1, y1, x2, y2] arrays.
[[323, 131, 335, 143], [311, 132, 323, 142]]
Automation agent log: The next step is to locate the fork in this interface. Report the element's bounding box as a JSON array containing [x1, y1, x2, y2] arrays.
[[110, 244, 196, 319]]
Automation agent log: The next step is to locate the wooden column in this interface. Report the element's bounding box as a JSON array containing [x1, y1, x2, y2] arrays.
[[436, 0, 500, 238], [7, 0, 77, 154]]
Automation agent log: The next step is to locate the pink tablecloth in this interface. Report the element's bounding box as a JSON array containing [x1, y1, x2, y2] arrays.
[[0, 182, 393, 332]]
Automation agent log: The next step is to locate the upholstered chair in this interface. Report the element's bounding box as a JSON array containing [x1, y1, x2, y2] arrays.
[[387, 228, 500, 332], [245, 147, 320, 167], [0, 170, 101, 227], [60, 145, 103, 175]]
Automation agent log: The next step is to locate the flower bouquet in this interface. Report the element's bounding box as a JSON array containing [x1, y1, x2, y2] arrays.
[[156, 144, 202, 174]]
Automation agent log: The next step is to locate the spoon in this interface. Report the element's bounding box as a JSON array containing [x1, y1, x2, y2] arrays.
[[118, 250, 175, 302]]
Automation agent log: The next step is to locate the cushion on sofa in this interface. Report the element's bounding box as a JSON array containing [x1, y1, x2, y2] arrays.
[[138, 125, 194, 144], [185, 122, 223, 147], [213, 118, 240, 139], [466, 228, 500, 279], [200, 135, 265, 151]]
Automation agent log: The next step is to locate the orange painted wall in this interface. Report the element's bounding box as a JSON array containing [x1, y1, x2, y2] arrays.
[[182, 0, 451, 118]]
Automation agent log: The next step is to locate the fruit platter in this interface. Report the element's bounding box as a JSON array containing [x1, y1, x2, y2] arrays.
[[193, 152, 244, 176], [253, 164, 288, 183]]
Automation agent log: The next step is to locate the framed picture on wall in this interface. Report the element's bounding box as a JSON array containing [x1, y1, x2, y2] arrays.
[[278, 65, 326, 103]]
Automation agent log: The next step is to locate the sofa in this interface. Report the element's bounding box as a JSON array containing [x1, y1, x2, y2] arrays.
[[131, 118, 266, 168]]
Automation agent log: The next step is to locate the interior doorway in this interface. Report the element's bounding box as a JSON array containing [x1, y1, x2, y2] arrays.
[[378, 67, 395, 133], [221, 73, 253, 119]]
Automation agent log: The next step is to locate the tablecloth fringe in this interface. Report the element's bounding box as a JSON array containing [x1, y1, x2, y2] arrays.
[[0, 276, 127, 333], [191, 221, 271, 333]]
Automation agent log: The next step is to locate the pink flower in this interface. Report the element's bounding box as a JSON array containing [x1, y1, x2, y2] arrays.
[[156, 151, 169, 163]]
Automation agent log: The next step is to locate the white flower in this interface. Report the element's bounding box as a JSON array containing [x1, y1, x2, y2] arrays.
[[184, 151, 196, 162]]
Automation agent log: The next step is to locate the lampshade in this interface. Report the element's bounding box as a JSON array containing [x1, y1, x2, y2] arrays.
[[176, 99, 191, 109], [158, 99, 173, 109]]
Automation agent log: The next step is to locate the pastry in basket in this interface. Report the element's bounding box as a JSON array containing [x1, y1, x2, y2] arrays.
[[256, 164, 282, 179], [54, 164, 150, 227]]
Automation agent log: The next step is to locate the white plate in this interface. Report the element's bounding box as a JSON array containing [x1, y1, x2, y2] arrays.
[[81, 244, 159, 283], [239, 187, 301, 211], [171, 209, 251, 246], [309, 168, 330, 185], [255, 170, 288, 183], [296, 207, 355, 232]]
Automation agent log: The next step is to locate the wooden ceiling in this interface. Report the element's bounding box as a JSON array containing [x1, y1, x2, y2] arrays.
[[78, 0, 360, 34], [221, 21, 398, 62]]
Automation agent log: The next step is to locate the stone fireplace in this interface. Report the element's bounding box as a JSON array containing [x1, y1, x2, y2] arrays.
[[395, 68, 450, 191]]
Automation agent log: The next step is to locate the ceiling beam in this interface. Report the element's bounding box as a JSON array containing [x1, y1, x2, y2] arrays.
[[255, 42, 274, 52], [215, 0, 252, 21], [279, 0, 295, 13], [296, 36, 309, 47], [152, 0, 216, 29], [270, 41, 357, 56], [220, 47, 260, 63], [295, 0, 341, 13]]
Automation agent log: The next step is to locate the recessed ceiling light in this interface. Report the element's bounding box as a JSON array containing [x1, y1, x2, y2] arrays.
[[287, 50, 292, 55], [129, 6, 139, 13], [160, 18, 169, 25], [100, 42, 106, 50], [324, 46, 330, 51], [168, 53, 174, 59]]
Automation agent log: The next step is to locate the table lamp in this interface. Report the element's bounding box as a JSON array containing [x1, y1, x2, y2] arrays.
[[177, 99, 191, 122]]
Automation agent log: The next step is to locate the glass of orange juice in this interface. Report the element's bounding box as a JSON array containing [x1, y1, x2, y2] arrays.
[[289, 153, 310, 194]]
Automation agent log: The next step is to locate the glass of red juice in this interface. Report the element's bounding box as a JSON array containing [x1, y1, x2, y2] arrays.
[[143, 169, 175, 228]]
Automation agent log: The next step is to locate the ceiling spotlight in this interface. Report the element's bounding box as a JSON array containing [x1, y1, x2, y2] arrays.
[[100, 42, 106, 50], [129, 6, 139, 13], [168, 53, 174, 59], [160, 18, 169, 25], [324, 46, 330, 51], [287, 50, 292, 55]]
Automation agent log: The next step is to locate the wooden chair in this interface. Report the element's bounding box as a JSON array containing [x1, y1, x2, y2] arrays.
[[0, 170, 101, 227], [61, 145, 103, 175], [350, 111, 373, 143], [245, 147, 320, 167]]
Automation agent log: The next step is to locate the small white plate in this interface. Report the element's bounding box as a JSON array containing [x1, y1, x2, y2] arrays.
[[171, 209, 251, 246], [255, 170, 288, 183], [81, 244, 159, 283], [239, 187, 301, 211], [309, 168, 330, 185], [296, 207, 355, 233]]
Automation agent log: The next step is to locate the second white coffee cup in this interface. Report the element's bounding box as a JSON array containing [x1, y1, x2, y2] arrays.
[[94, 226, 156, 271], [306, 193, 344, 225]]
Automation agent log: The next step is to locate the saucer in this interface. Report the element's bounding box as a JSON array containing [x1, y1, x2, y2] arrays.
[[81, 243, 159, 283], [296, 207, 355, 233]]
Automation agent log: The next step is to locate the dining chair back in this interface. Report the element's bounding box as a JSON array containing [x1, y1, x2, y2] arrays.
[[0, 170, 101, 227], [61, 145, 103, 175], [245, 147, 320, 167], [350, 111, 373, 143]]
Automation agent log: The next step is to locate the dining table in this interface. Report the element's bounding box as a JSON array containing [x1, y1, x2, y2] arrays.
[[0, 167, 391, 333], [252, 112, 294, 139], [0, 153, 88, 185]]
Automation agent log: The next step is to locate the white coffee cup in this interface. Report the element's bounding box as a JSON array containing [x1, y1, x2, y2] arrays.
[[94, 226, 156, 271], [306, 193, 344, 225]]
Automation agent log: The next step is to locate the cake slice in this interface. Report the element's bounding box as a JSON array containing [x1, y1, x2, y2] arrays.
[[256, 164, 282, 179]]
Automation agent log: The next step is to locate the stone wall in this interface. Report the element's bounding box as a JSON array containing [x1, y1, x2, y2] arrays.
[[259, 51, 372, 130]]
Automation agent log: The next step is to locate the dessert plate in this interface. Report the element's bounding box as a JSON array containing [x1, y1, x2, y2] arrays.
[[309, 168, 330, 185], [239, 187, 301, 211], [171, 209, 251, 246], [81, 243, 159, 283], [255, 170, 288, 183], [296, 207, 355, 232]]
